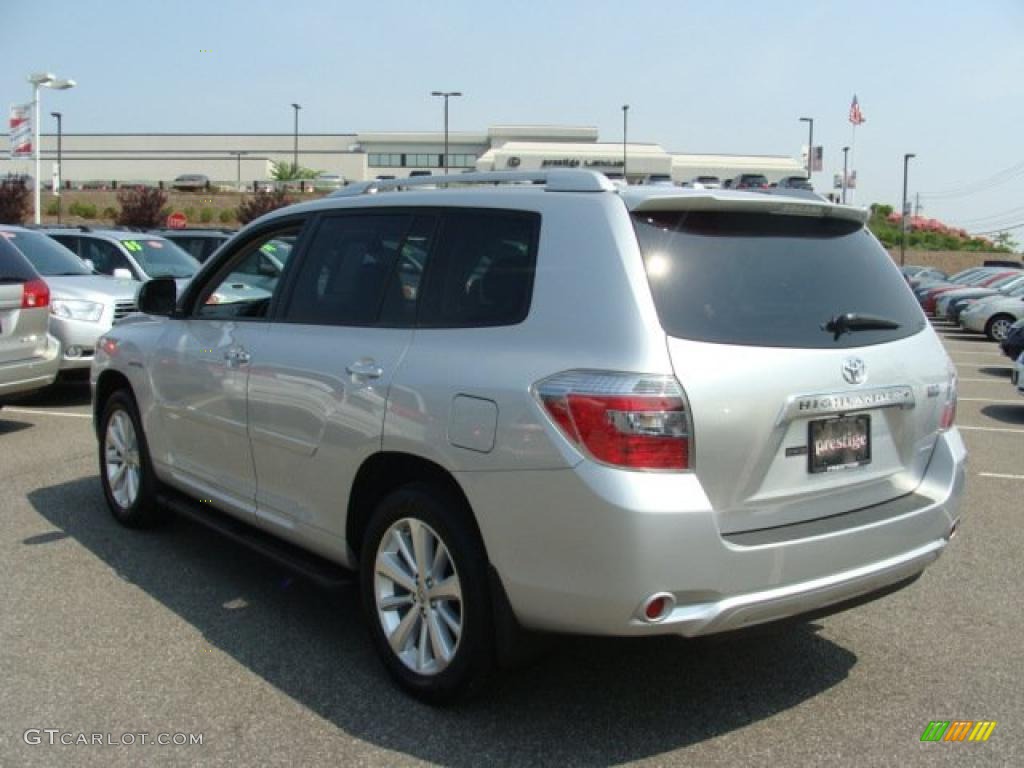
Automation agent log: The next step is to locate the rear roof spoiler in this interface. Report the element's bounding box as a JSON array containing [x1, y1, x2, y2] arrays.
[[625, 191, 869, 224]]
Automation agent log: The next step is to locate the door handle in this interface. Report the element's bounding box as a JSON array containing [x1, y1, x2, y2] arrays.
[[346, 360, 383, 379], [224, 347, 251, 366]]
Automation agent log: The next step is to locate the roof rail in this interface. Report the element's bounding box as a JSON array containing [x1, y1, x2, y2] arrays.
[[328, 169, 614, 197]]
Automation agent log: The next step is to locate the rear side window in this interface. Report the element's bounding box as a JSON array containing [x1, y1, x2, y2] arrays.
[[417, 210, 539, 328], [633, 211, 926, 348], [281, 214, 411, 326], [0, 236, 39, 281]]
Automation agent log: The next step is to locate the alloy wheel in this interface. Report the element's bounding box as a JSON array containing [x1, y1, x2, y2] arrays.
[[104, 409, 141, 509]]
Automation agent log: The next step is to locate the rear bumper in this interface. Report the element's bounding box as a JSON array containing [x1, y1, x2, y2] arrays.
[[460, 429, 966, 638], [0, 335, 61, 397]]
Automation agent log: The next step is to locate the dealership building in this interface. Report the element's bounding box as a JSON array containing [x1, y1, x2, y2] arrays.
[[2, 124, 806, 187]]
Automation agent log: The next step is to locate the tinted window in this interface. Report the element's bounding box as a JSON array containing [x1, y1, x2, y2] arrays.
[[281, 215, 411, 326], [417, 210, 539, 328], [196, 229, 301, 320], [0, 236, 40, 281], [633, 211, 926, 348], [82, 239, 133, 275], [379, 216, 437, 326], [1, 230, 90, 275]]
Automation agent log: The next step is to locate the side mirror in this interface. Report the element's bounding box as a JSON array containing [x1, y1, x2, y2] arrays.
[[113, 268, 134, 280], [83, 258, 96, 271], [137, 277, 177, 317]]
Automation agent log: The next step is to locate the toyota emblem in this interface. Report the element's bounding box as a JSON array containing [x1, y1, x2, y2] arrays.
[[842, 357, 867, 385]]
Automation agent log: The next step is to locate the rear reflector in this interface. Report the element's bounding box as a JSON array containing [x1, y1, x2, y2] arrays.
[[534, 371, 692, 470], [21, 278, 50, 309], [940, 367, 957, 431]]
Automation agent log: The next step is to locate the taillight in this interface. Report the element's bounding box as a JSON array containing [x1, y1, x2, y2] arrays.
[[21, 278, 50, 309], [534, 371, 692, 470], [940, 367, 957, 431]]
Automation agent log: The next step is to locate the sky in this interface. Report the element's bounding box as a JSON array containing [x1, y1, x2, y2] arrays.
[[3, 0, 1023, 242]]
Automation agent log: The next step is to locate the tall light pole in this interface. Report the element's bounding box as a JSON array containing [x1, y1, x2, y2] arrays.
[[290, 103, 301, 169], [841, 145, 850, 205], [51, 111, 63, 224], [28, 72, 76, 224], [431, 91, 461, 175], [229, 151, 247, 192], [622, 105, 629, 182], [900, 153, 916, 266], [799, 116, 814, 181]]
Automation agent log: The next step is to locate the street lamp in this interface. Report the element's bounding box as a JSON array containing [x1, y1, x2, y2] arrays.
[[841, 145, 850, 205], [900, 153, 916, 266], [622, 105, 629, 183], [51, 111, 63, 224], [431, 91, 462, 175], [28, 72, 76, 224], [799, 116, 814, 180], [290, 103, 301, 169]]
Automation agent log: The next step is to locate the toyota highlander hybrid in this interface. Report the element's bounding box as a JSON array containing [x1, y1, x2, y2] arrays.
[[90, 170, 966, 702]]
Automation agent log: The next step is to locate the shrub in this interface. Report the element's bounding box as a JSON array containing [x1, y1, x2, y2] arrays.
[[218, 209, 235, 224], [101, 206, 118, 220], [236, 189, 293, 225], [184, 206, 196, 220], [200, 207, 214, 223], [46, 199, 61, 216], [68, 201, 98, 219], [0, 178, 30, 224], [115, 186, 168, 228]]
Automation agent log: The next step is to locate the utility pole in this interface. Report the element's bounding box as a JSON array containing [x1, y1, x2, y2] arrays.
[[914, 193, 921, 217], [622, 105, 629, 182], [900, 153, 916, 267]]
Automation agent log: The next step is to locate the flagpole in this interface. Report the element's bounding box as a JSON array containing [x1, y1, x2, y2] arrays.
[[849, 122, 857, 205]]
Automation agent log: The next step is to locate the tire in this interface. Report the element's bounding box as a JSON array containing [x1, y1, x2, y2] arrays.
[[360, 483, 494, 704], [98, 389, 167, 528], [985, 314, 1015, 342]]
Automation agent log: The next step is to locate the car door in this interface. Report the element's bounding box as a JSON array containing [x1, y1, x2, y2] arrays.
[[148, 220, 309, 514], [244, 211, 436, 557]]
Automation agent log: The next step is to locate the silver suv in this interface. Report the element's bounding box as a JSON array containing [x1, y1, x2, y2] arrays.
[[91, 170, 965, 702]]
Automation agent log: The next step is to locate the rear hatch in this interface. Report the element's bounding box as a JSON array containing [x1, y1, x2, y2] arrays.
[[0, 237, 50, 365], [630, 200, 953, 534]]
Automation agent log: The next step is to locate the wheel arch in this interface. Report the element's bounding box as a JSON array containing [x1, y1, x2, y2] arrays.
[[93, 369, 134, 438], [346, 451, 485, 567]]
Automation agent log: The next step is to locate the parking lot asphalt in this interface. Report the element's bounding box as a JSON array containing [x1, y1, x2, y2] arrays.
[[1, 323, 1021, 767]]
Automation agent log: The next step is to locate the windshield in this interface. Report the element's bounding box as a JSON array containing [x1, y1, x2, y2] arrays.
[[121, 238, 199, 278], [0, 230, 91, 276], [632, 210, 926, 348]]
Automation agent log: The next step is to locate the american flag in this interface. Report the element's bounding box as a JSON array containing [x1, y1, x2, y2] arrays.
[[849, 95, 865, 126]]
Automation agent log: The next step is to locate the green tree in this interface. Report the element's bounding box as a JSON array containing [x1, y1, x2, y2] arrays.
[[269, 161, 320, 181], [993, 231, 1019, 252]]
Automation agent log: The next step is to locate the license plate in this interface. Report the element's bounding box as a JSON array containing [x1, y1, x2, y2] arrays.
[[808, 415, 871, 473]]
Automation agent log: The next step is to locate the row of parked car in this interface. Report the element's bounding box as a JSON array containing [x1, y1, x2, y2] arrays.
[[0, 225, 235, 400], [903, 263, 1024, 399]]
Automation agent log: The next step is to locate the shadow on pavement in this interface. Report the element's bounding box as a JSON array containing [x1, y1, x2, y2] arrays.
[[975, 366, 1012, 378], [28, 477, 858, 767], [0, 418, 33, 435], [981, 404, 1024, 425], [10, 378, 92, 408]]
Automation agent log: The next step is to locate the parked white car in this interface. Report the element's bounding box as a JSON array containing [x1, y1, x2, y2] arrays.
[[959, 295, 1024, 341]]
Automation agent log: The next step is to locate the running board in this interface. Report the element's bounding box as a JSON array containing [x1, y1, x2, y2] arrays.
[[156, 491, 355, 590]]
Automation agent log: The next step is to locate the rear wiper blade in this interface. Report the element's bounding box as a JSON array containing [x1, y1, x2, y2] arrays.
[[822, 312, 901, 340]]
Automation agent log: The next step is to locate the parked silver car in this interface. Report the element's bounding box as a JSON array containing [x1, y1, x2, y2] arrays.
[[0, 235, 60, 398], [0, 226, 139, 371], [91, 170, 966, 702]]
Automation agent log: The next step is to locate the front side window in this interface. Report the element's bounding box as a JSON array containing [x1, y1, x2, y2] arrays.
[[83, 239, 133, 276], [195, 228, 302, 320], [417, 210, 539, 328]]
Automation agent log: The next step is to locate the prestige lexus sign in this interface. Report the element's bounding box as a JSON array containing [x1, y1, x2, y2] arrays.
[[539, 158, 625, 169]]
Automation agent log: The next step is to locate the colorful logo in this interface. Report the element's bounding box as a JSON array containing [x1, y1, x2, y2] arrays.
[[920, 721, 997, 742]]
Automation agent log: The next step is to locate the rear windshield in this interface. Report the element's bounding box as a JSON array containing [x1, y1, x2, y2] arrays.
[[0, 236, 40, 281], [632, 210, 926, 348], [1, 230, 90, 276]]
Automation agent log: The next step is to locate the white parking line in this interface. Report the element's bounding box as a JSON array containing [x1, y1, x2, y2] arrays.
[[1, 408, 91, 419], [978, 472, 1024, 480], [949, 351, 1009, 358], [958, 377, 1013, 383], [958, 425, 1024, 434], [958, 397, 1022, 403]]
